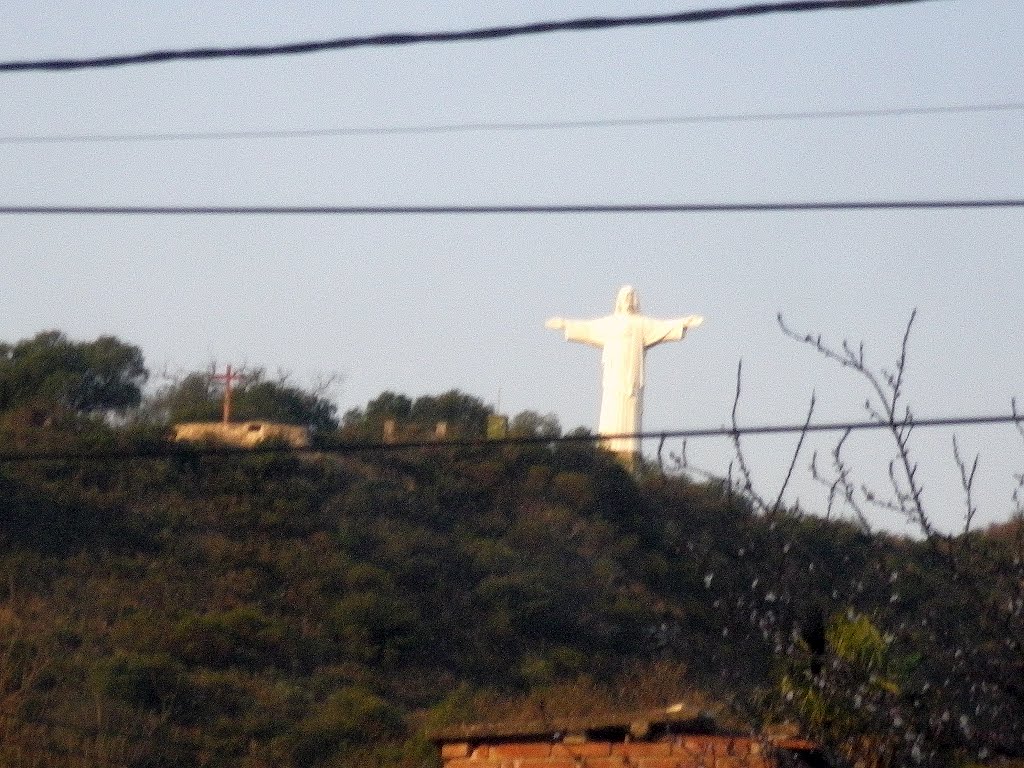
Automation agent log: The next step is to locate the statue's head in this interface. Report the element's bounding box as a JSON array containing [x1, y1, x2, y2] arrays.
[[615, 285, 639, 314]]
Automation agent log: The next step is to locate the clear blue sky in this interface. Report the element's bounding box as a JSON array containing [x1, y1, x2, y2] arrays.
[[2, 1, 1021, 534]]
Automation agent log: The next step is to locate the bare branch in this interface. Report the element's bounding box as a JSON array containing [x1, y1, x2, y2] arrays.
[[771, 392, 816, 517], [893, 307, 918, 403], [306, 371, 344, 400], [730, 360, 759, 504], [836, 433, 871, 531], [953, 435, 980, 535], [1012, 400, 1024, 517], [781, 310, 932, 537]]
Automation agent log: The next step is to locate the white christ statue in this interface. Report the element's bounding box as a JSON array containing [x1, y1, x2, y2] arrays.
[[545, 285, 703, 459]]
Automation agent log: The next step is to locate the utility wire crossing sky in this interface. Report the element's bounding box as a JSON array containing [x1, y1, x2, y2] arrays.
[[2, 101, 1020, 145], [0, 0, 937, 72], [1, 201, 1022, 216]]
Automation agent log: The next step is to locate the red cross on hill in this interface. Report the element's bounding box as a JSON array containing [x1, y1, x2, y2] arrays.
[[211, 364, 245, 424]]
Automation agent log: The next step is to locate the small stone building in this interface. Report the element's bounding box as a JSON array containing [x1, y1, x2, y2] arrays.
[[172, 421, 310, 448], [431, 706, 823, 768]]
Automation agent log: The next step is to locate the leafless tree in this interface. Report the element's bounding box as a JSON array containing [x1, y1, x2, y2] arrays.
[[751, 311, 1024, 766], [658, 311, 1024, 766]]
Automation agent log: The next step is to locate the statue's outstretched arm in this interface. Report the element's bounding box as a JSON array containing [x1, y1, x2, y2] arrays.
[[679, 315, 704, 330], [643, 314, 704, 347], [547, 317, 606, 347]]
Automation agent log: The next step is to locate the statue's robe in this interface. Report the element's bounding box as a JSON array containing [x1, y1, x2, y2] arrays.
[[558, 313, 700, 455]]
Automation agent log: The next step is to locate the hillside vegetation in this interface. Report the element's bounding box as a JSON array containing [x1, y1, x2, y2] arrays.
[[0, 331, 1022, 768]]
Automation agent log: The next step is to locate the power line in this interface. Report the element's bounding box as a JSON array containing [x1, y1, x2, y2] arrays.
[[0, 0, 937, 73], [0, 200, 1021, 216], [3, 101, 1019, 146], [1, 413, 1021, 464]]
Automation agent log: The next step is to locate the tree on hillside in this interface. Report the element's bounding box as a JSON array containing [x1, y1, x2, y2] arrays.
[[342, 391, 413, 430], [0, 331, 147, 416], [343, 389, 494, 438], [149, 368, 338, 432], [509, 410, 562, 439], [410, 390, 492, 434]]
